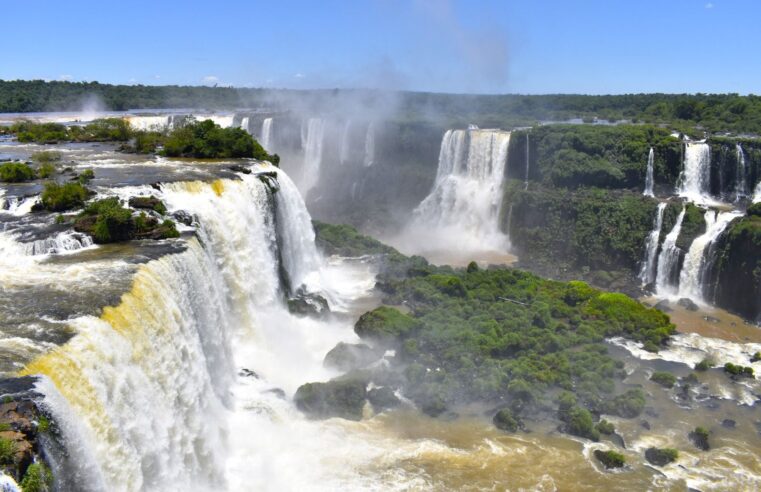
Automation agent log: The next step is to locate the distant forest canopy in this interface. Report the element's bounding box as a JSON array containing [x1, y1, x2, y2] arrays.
[[1, 79, 760, 134]]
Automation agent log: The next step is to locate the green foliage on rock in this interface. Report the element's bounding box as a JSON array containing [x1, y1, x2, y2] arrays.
[[355, 307, 420, 347], [74, 197, 179, 244], [493, 408, 523, 432], [650, 371, 677, 388], [712, 214, 761, 321], [294, 378, 367, 421], [564, 405, 600, 441], [19, 462, 53, 492], [160, 119, 275, 160], [723, 362, 754, 378], [695, 358, 714, 371], [39, 182, 89, 211], [595, 419, 615, 435], [594, 449, 626, 469], [0, 437, 15, 464], [689, 426, 710, 451], [0, 162, 35, 182], [644, 447, 678, 466]]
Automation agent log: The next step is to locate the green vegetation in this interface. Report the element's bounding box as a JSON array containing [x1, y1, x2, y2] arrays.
[[128, 196, 167, 214], [689, 426, 710, 451], [355, 307, 420, 347], [30, 151, 62, 163], [644, 447, 679, 466], [713, 214, 761, 321], [19, 462, 53, 492], [695, 358, 714, 371], [74, 197, 179, 244], [0, 162, 35, 182], [751, 352, 761, 363], [3, 80, 761, 134], [723, 362, 754, 378], [37, 162, 56, 179], [593, 449, 626, 469], [595, 419, 615, 435], [36, 415, 50, 433], [9, 118, 131, 144], [161, 119, 277, 161], [10, 121, 68, 143], [650, 371, 677, 388], [38, 182, 89, 211], [493, 408, 523, 432], [294, 379, 367, 421], [77, 169, 95, 183], [0, 436, 15, 464]]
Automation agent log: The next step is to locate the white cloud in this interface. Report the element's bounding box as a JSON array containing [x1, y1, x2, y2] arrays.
[[202, 75, 219, 84], [154, 75, 161, 79], [294, 73, 305, 79], [705, 3, 714, 8], [59, 74, 73, 81]]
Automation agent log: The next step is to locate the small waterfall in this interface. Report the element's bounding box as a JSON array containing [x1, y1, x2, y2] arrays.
[[523, 132, 530, 190], [300, 118, 326, 193], [678, 210, 742, 302], [240, 117, 250, 134], [736, 143, 748, 201], [22, 231, 94, 256], [363, 122, 375, 167], [639, 202, 667, 285], [271, 169, 322, 292], [644, 147, 655, 197], [678, 142, 711, 203], [754, 181, 761, 204], [339, 120, 352, 164], [655, 206, 686, 296], [409, 128, 511, 251], [260, 118, 273, 150]]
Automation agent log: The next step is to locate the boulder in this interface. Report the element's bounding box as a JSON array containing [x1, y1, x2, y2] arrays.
[[493, 408, 523, 432], [172, 210, 194, 226], [645, 447, 678, 466], [593, 449, 625, 469], [128, 196, 167, 214], [721, 419, 736, 429], [228, 164, 252, 174], [367, 387, 401, 412], [654, 300, 672, 313], [324, 342, 382, 372], [287, 292, 330, 318], [689, 427, 710, 451], [677, 298, 699, 311], [294, 378, 367, 421]]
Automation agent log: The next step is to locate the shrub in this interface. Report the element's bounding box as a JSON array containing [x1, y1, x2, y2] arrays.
[[39, 182, 89, 211], [724, 362, 754, 378], [689, 426, 710, 451], [0, 162, 35, 182], [78, 198, 134, 243], [565, 406, 599, 441], [493, 408, 522, 432], [78, 169, 95, 183], [161, 119, 277, 160], [595, 419, 615, 435], [695, 358, 714, 371], [37, 162, 56, 178], [354, 307, 419, 346], [0, 436, 15, 464], [602, 389, 646, 418], [30, 151, 62, 163], [650, 371, 677, 388], [20, 463, 53, 492], [594, 449, 625, 469], [751, 352, 761, 363]]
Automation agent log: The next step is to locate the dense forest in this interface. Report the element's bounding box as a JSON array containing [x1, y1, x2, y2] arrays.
[[2, 79, 761, 134]]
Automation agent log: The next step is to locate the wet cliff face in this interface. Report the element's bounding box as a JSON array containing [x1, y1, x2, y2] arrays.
[[712, 212, 761, 321]]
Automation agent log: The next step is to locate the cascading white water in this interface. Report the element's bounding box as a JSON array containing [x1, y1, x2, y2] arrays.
[[655, 206, 686, 296], [678, 210, 742, 302], [260, 118, 273, 150], [271, 169, 322, 292], [240, 117, 250, 134], [300, 118, 326, 193], [736, 143, 748, 201], [125, 115, 172, 132], [339, 120, 352, 164], [363, 122, 375, 167], [524, 132, 530, 190], [639, 202, 667, 285], [408, 128, 511, 252], [678, 142, 711, 203], [644, 147, 655, 197], [22, 231, 94, 256], [754, 182, 761, 204]]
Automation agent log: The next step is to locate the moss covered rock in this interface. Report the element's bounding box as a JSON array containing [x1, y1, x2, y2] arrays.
[[644, 447, 678, 466], [294, 378, 367, 421], [354, 307, 419, 347], [594, 449, 626, 469], [324, 342, 381, 372]]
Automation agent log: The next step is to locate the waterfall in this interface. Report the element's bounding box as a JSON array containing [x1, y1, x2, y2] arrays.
[[655, 206, 686, 296], [523, 132, 530, 190], [22, 231, 94, 256], [240, 117, 250, 134], [678, 142, 711, 203], [300, 118, 326, 193], [260, 118, 273, 150], [639, 202, 667, 285], [644, 147, 655, 197], [754, 181, 761, 204], [678, 210, 742, 302], [339, 120, 352, 164], [363, 122, 375, 167], [736, 144, 748, 201], [271, 169, 322, 292], [409, 128, 511, 251]]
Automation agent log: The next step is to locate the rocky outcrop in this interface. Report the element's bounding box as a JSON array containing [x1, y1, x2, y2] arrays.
[[287, 292, 330, 318], [323, 342, 381, 372], [294, 378, 367, 421], [712, 214, 761, 321], [644, 447, 678, 466]]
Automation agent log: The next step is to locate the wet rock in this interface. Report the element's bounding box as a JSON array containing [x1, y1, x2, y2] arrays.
[[128, 196, 167, 214], [721, 419, 736, 429], [228, 164, 252, 174], [287, 292, 330, 318], [703, 315, 720, 324], [493, 408, 523, 432], [645, 447, 679, 466], [150, 182, 162, 191], [689, 426, 710, 451], [640, 420, 651, 430], [239, 368, 259, 378], [593, 449, 625, 469], [677, 298, 699, 311], [654, 300, 672, 313], [172, 210, 194, 226], [323, 342, 382, 372], [367, 387, 401, 413], [294, 378, 367, 421]]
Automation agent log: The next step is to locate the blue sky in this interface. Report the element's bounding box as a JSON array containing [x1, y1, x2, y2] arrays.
[[2, 0, 758, 94]]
